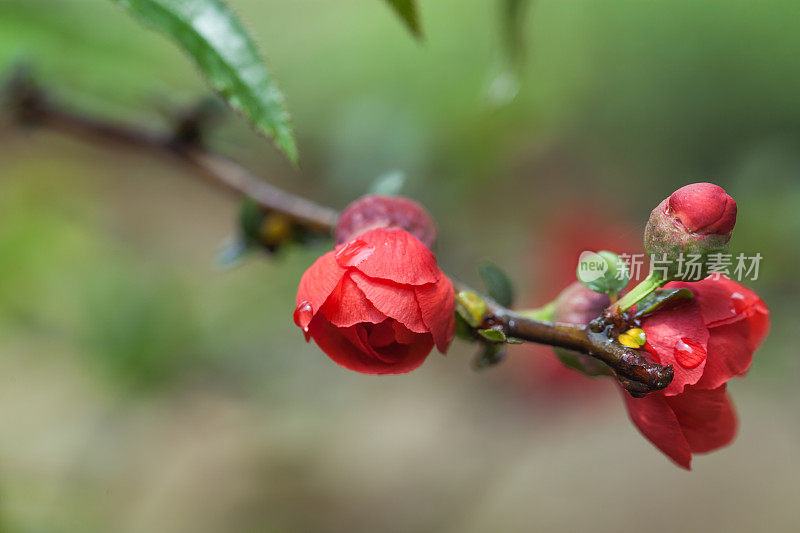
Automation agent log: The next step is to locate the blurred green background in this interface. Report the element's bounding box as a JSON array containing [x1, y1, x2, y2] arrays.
[[1, 0, 799, 531]]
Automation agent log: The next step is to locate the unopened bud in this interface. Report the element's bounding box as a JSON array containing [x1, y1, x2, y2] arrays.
[[644, 182, 736, 280], [335, 195, 437, 249]]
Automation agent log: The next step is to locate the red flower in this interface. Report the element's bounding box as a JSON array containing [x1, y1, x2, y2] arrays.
[[294, 227, 455, 375], [624, 277, 769, 468]]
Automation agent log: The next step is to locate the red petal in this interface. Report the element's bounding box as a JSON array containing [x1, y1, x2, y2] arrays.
[[321, 274, 386, 328], [392, 321, 419, 345], [308, 316, 392, 374], [351, 270, 427, 333], [415, 276, 456, 353], [668, 278, 765, 329], [622, 390, 692, 469], [642, 298, 709, 396], [308, 316, 430, 375], [296, 250, 347, 318], [369, 333, 434, 368], [694, 322, 756, 389], [744, 298, 770, 350], [366, 320, 397, 347], [341, 228, 441, 285], [344, 323, 433, 371], [666, 385, 737, 454]]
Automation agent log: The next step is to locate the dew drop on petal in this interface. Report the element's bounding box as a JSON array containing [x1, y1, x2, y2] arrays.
[[335, 239, 375, 267], [294, 301, 313, 337], [674, 337, 706, 369]]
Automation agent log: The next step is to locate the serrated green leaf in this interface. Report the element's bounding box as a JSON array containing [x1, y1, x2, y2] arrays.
[[477, 260, 514, 307], [635, 288, 694, 317], [382, 0, 422, 38], [477, 328, 507, 343], [110, 0, 297, 162]]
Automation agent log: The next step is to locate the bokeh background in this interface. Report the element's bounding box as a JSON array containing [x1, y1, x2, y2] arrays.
[[1, 0, 799, 531]]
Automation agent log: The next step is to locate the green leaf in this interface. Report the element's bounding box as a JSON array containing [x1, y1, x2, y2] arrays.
[[635, 288, 694, 317], [474, 343, 505, 370], [382, 0, 422, 38], [477, 260, 514, 307], [455, 290, 487, 328], [454, 313, 474, 341], [477, 328, 507, 343], [553, 348, 611, 378], [576, 250, 630, 298], [110, 0, 297, 162], [519, 302, 555, 322]]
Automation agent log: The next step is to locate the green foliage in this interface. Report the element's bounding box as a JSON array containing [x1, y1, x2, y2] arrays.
[[635, 288, 694, 317], [473, 342, 505, 369], [477, 327, 507, 343], [455, 290, 487, 328], [382, 0, 422, 38], [477, 260, 514, 307], [80, 267, 202, 393], [553, 348, 610, 378], [576, 250, 629, 298], [109, 0, 297, 162]]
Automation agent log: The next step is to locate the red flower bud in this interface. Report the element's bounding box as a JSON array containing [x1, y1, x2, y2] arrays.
[[644, 183, 737, 280], [295, 227, 455, 374], [625, 277, 769, 468], [667, 182, 737, 236], [335, 195, 437, 249], [553, 282, 610, 326], [550, 282, 611, 376]]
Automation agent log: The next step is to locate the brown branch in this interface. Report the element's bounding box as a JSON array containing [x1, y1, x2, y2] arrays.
[[2, 74, 673, 396], [3, 73, 338, 232], [474, 291, 673, 397]]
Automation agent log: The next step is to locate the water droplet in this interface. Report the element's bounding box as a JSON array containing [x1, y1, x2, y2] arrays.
[[293, 301, 313, 336], [335, 239, 375, 267], [674, 337, 706, 369], [730, 292, 747, 314]]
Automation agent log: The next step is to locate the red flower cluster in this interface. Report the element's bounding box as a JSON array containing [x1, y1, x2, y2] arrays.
[[625, 277, 769, 468], [295, 227, 455, 374]]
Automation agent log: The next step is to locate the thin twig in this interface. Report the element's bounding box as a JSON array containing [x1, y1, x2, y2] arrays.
[[3, 73, 338, 231], [473, 290, 673, 396]]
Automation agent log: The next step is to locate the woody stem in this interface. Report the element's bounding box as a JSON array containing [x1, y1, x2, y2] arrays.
[[2, 74, 674, 396]]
